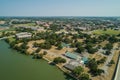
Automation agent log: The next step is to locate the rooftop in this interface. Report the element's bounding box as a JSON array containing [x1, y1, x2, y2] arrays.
[[65, 52, 78, 60], [61, 42, 70, 48], [81, 57, 88, 64], [64, 60, 81, 70], [16, 32, 32, 38]]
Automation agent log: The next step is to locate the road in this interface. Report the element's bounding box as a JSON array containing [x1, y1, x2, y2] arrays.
[[114, 57, 120, 80]]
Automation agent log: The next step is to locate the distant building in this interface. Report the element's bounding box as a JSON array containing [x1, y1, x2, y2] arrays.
[[16, 32, 32, 39], [36, 21, 50, 28], [36, 21, 45, 25], [114, 28, 119, 30], [74, 26, 88, 31], [30, 27, 44, 31], [17, 26, 44, 31], [0, 21, 5, 24]]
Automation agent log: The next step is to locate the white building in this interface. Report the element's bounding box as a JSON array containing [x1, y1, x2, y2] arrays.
[[16, 32, 32, 39]]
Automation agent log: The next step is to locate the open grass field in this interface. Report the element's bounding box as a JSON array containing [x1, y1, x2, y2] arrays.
[[92, 29, 120, 35], [0, 28, 15, 32], [14, 23, 36, 27]]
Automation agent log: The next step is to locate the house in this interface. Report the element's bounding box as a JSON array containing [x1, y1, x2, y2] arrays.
[[0, 21, 5, 24], [64, 51, 88, 64], [64, 52, 81, 60], [81, 57, 88, 64], [16, 26, 45, 32], [114, 28, 119, 30], [61, 42, 70, 48], [31, 27, 44, 31], [16, 32, 32, 39], [74, 26, 88, 31], [64, 60, 82, 71]]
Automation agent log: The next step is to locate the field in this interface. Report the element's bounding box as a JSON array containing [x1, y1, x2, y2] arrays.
[[0, 28, 15, 32], [13, 23, 36, 27], [92, 29, 120, 35]]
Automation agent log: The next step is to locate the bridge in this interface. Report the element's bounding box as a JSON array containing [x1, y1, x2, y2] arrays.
[[0, 35, 15, 40]]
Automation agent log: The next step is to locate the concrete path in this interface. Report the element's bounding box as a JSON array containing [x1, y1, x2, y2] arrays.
[[101, 44, 118, 75]]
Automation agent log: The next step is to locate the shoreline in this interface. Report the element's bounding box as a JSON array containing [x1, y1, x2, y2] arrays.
[[43, 56, 78, 80], [3, 40, 77, 80]]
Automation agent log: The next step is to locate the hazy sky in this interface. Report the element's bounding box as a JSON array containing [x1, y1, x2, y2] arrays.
[[0, 0, 120, 16]]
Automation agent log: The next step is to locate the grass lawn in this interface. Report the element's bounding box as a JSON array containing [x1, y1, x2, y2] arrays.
[[92, 29, 120, 35], [8, 37, 15, 43], [14, 23, 36, 27], [0, 28, 15, 32]]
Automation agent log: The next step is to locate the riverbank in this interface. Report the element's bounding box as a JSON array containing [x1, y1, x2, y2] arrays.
[[0, 40, 75, 80], [43, 56, 78, 80]]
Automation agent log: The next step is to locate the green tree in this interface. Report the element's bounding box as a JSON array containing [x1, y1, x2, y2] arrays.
[[109, 60, 115, 64], [57, 44, 63, 50], [76, 46, 85, 53], [79, 73, 90, 80], [92, 69, 104, 76], [43, 51, 47, 55], [35, 47, 41, 53], [97, 57, 106, 65], [33, 53, 43, 59], [105, 50, 111, 55], [108, 60, 115, 67], [86, 58, 98, 71], [73, 66, 84, 76], [104, 43, 113, 50], [53, 57, 66, 64]]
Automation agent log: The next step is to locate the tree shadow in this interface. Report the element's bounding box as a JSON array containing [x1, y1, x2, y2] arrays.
[[63, 73, 76, 80], [49, 62, 55, 66]]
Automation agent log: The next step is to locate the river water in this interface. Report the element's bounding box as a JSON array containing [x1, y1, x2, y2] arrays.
[[0, 40, 74, 80]]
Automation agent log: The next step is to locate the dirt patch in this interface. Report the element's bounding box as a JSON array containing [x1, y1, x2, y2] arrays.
[[49, 46, 75, 55]]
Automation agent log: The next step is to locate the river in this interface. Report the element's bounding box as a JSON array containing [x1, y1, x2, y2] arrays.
[[0, 40, 74, 80]]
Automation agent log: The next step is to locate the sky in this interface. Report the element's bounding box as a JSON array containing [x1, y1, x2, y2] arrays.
[[0, 0, 120, 16]]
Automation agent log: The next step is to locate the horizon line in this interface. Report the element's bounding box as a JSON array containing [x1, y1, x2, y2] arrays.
[[0, 16, 120, 18]]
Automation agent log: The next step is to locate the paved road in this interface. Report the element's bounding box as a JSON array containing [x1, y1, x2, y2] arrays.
[[114, 57, 120, 80]]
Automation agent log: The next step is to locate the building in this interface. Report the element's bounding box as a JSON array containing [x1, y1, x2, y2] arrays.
[[30, 27, 44, 31], [64, 52, 81, 60], [81, 57, 88, 64], [114, 28, 120, 30], [64, 60, 82, 71], [74, 26, 88, 31], [64, 51, 88, 64], [17, 26, 44, 31], [16, 32, 32, 39], [0, 21, 5, 24], [61, 42, 70, 48]]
